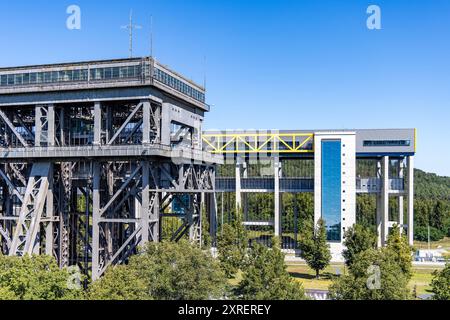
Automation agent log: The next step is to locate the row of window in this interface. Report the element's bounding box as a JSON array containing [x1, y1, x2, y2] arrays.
[[89, 65, 141, 81], [363, 140, 411, 147], [0, 64, 206, 104], [0, 69, 89, 86], [153, 68, 205, 103]]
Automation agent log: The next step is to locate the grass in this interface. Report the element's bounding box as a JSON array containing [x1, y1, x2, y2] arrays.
[[285, 262, 443, 296], [286, 263, 344, 291], [414, 237, 450, 250]]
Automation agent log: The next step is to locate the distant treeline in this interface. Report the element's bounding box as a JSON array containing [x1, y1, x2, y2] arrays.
[[217, 161, 450, 242]]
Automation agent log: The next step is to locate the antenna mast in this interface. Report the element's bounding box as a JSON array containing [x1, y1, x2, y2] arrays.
[[121, 10, 142, 58]]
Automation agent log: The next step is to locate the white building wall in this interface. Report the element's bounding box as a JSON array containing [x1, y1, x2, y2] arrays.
[[314, 132, 356, 262]]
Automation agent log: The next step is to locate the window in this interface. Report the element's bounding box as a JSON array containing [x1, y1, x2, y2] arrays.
[[363, 140, 411, 147], [321, 140, 342, 242], [152, 68, 206, 103]]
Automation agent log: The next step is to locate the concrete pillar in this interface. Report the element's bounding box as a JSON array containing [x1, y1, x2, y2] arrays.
[[407, 156, 414, 245], [381, 156, 389, 246], [376, 160, 382, 248], [242, 162, 248, 221], [398, 159, 404, 234], [91, 162, 101, 281], [93, 102, 102, 146], [235, 158, 242, 211], [274, 156, 282, 237]]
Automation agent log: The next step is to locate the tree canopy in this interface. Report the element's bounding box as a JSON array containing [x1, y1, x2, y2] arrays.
[[89, 240, 227, 300], [0, 254, 83, 300], [236, 238, 306, 300]]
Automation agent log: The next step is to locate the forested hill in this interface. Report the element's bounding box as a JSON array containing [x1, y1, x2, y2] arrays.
[[415, 169, 450, 200]]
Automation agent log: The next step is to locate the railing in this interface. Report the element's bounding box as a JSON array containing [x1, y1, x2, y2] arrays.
[[357, 178, 405, 192], [217, 177, 405, 192]]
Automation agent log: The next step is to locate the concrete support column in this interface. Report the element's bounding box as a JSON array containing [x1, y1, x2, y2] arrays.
[[381, 156, 389, 246], [142, 100, 151, 145], [242, 162, 248, 221], [91, 162, 101, 281], [93, 102, 102, 146], [235, 158, 242, 212], [274, 156, 282, 237], [398, 159, 405, 234], [407, 156, 414, 245]]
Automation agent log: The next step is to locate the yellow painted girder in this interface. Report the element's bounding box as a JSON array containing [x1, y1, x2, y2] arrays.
[[202, 133, 314, 154]]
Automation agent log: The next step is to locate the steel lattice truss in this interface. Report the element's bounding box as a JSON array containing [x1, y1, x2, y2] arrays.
[[0, 98, 218, 281]]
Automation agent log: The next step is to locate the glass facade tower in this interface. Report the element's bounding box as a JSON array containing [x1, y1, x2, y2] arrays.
[[321, 140, 341, 241]]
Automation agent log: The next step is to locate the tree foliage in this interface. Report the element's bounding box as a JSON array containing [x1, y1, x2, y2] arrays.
[[299, 219, 331, 278], [217, 206, 248, 278], [431, 263, 450, 300], [342, 224, 377, 267], [385, 225, 414, 278], [0, 254, 83, 300], [329, 248, 411, 300], [236, 238, 306, 300], [89, 241, 226, 300]]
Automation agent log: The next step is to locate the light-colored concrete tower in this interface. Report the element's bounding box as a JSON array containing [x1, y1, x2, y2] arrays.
[[314, 132, 356, 262]]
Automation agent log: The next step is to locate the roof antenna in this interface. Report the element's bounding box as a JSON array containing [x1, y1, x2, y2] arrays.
[[121, 10, 142, 58], [150, 15, 154, 59], [203, 55, 207, 89]]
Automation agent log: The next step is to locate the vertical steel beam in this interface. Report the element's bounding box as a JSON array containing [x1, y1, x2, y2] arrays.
[[47, 104, 55, 147], [142, 100, 151, 145], [93, 102, 102, 146], [45, 164, 54, 256], [92, 162, 101, 280], [35, 106, 43, 147], [140, 162, 150, 244]]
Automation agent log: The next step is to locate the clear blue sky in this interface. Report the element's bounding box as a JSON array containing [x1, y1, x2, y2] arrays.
[[0, 0, 449, 175]]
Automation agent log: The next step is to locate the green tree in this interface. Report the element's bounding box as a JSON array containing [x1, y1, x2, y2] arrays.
[[299, 219, 331, 279], [343, 224, 377, 267], [385, 225, 413, 278], [88, 264, 147, 300], [0, 254, 83, 300], [89, 240, 226, 300], [431, 263, 450, 300], [217, 206, 248, 278], [236, 238, 306, 300], [329, 248, 411, 300]]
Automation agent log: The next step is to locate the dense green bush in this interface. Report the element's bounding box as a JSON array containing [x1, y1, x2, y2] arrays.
[[414, 226, 446, 242]]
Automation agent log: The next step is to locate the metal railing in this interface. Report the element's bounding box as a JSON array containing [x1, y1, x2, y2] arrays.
[[217, 177, 405, 192]]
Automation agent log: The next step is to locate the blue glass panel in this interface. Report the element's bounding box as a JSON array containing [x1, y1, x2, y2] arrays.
[[321, 140, 341, 241]]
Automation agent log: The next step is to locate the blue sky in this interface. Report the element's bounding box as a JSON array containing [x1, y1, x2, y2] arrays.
[[0, 0, 449, 175]]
